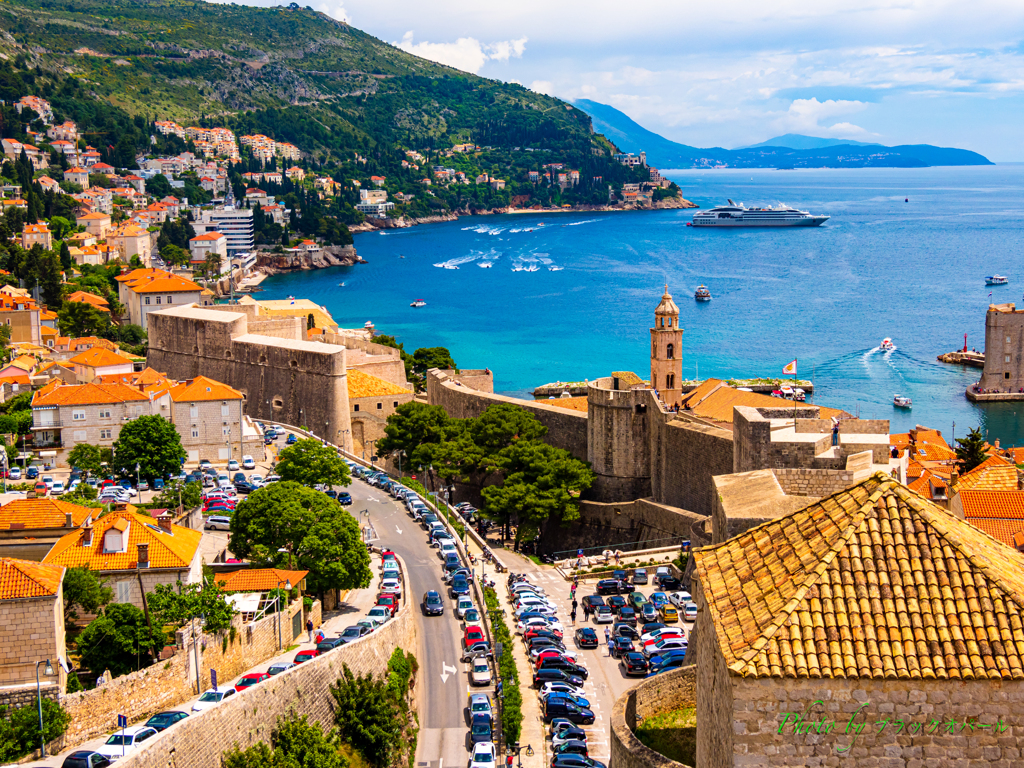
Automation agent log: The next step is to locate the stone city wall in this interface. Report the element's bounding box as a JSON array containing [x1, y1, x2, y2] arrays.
[[427, 368, 587, 461], [115, 597, 416, 768], [60, 598, 310, 751], [587, 379, 652, 503], [771, 467, 861, 498], [651, 414, 733, 517], [611, 665, 697, 768]]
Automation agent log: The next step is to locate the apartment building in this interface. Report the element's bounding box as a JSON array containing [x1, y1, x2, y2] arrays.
[[166, 376, 266, 463], [193, 207, 254, 255], [0, 294, 41, 345], [68, 347, 135, 382], [189, 231, 227, 274], [21, 222, 51, 250], [30, 380, 152, 451]]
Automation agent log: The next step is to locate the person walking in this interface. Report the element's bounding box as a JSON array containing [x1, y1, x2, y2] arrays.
[[306, 618, 314, 643], [583, 603, 591, 621], [570, 582, 577, 599], [831, 417, 840, 447], [570, 608, 577, 624], [572, 598, 578, 616]]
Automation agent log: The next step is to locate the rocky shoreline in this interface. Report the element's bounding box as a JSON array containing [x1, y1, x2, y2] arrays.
[[255, 245, 366, 275]]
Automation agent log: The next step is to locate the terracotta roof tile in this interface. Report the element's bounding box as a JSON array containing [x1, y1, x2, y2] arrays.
[[680, 379, 847, 424], [956, 455, 1019, 492], [544, 396, 588, 412], [693, 472, 1024, 680], [32, 381, 150, 407], [168, 376, 241, 402], [347, 370, 412, 399], [0, 499, 93, 529], [68, 347, 134, 368], [611, 371, 645, 388], [0, 558, 63, 599], [216, 568, 309, 593], [43, 510, 201, 571]]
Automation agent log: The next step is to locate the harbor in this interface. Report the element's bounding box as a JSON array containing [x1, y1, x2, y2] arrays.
[[532, 377, 815, 399], [937, 350, 985, 368]]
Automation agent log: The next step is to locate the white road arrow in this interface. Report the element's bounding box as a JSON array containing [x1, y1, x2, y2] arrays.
[[396, 524, 403, 535], [440, 662, 458, 684]]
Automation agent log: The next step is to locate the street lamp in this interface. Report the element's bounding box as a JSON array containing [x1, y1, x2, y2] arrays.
[[506, 743, 533, 768], [35, 658, 53, 757], [276, 578, 293, 649]]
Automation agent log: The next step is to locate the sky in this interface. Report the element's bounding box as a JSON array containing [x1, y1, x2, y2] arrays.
[[225, 0, 1024, 161]]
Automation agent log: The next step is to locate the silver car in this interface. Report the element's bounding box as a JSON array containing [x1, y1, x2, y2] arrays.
[[205, 515, 231, 531], [470, 657, 492, 686]]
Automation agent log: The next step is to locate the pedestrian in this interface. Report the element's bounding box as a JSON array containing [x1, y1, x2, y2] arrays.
[[306, 618, 313, 643], [572, 598, 578, 615], [583, 603, 591, 620], [831, 417, 839, 447], [604, 626, 611, 644], [570, 583, 577, 599], [570, 608, 577, 624]]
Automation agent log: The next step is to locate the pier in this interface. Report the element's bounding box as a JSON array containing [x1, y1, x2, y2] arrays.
[[937, 350, 985, 368]]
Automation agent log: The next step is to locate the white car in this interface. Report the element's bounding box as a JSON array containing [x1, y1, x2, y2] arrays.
[[469, 741, 496, 768], [514, 597, 556, 612], [642, 637, 687, 659], [468, 693, 493, 721], [515, 604, 557, 619], [242, 455, 256, 469], [249, 475, 265, 488], [366, 606, 392, 625], [668, 591, 692, 608], [50, 481, 66, 495], [8, 467, 20, 480], [192, 687, 237, 712], [510, 583, 546, 596], [640, 628, 685, 645], [470, 657, 492, 686], [227, 460, 240, 471], [517, 617, 564, 635], [96, 725, 159, 761], [538, 681, 587, 701], [381, 577, 403, 598], [438, 541, 458, 560], [456, 596, 475, 619], [683, 602, 698, 621], [265, 473, 281, 483]]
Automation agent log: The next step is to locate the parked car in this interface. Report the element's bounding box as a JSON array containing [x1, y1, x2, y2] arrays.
[[660, 577, 683, 592], [621, 652, 650, 676], [242, 455, 256, 469], [551, 740, 590, 761], [551, 726, 588, 749], [470, 657, 492, 685], [317, 637, 346, 653], [628, 592, 650, 610], [192, 688, 237, 712], [543, 697, 595, 725], [26, 466, 39, 479], [642, 638, 687, 659], [550, 757, 605, 768], [366, 606, 392, 625], [613, 623, 640, 641], [668, 591, 692, 608], [205, 515, 232, 531], [659, 604, 679, 623], [596, 579, 625, 596], [267, 661, 296, 675], [293, 649, 319, 664], [50, 481, 66, 495], [381, 577, 403, 599], [574, 627, 599, 648], [538, 681, 587, 701], [632, 568, 648, 585], [339, 625, 371, 643], [8, 467, 21, 481], [152, 478, 165, 491], [609, 636, 633, 658], [62, 751, 111, 768], [144, 711, 188, 732], [533, 668, 585, 689], [683, 602, 697, 621], [468, 693, 493, 722], [469, 741, 496, 768], [470, 714, 493, 744], [97, 726, 158, 761], [617, 606, 638, 627], [226, 459, 240, 471], [592, 606, 614, 624], [337, 491, 352, 505], [235, 672, 270, 692]]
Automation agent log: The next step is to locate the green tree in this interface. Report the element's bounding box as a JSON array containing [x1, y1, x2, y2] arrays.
[[330, 665, 403, 768], [375, 402, 455, 467], [62, 566, 113, 628], [229, 482, 371, 597], [63, 482, 98, 503], [0, 699, 71, 760], [955, 427, 989, 473], [411, 346, 456, 375], [76, 603, 166, 678], [48, 216, 72, 240], [67, 444, 112, 477], [159, 243, 191, 267], [146, 173, 172, 199], [275, 439, 351, 488], [222, 713, 348, 768], [38, 250, 63, 309], [152, 480, 202, 512], [58, 300, 108, 337], [148, 578, 236, 634], [112, 415, 184, 483]]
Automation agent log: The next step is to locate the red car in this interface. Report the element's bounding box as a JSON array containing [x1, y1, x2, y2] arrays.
[[376, 595, 399, 616], [464, 626, 485, 644], [234, 672, 269, 692], [293, 649, 319, 664]]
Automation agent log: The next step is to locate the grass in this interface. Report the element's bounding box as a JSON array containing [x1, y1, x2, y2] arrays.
[[635, 707, 697, 767]]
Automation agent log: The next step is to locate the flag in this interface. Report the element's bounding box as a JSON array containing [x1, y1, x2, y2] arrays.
[[783, 359, 797, 375]]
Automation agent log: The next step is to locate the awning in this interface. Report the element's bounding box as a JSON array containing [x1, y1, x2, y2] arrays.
[[38, 451, 57, 458]]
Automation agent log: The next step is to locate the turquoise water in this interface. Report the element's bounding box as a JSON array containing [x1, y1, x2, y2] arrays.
[[260, 165, 1024, 446]]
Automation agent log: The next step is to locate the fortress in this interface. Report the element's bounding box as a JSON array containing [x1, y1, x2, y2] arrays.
[[428, 287, 903, 557]]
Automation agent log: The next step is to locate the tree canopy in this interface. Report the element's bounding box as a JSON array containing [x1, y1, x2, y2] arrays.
[[62, 566, 112, 629], [67, 444, 113, 477], [148, 578, 236, 634], [955, 427, 989, 473], [76, 603, 166, 679], [228, 482, 371, 597], [222, 713, 349, 768], [112, 415, 184, 482], [275, 439, 351, 488]]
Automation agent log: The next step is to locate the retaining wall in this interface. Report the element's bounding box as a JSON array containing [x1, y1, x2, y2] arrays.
[[611, 664, 697, 768], [538, 497, 702, 555]]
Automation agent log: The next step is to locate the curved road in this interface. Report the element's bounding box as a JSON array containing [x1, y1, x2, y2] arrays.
[[351, 477, 479, 768]]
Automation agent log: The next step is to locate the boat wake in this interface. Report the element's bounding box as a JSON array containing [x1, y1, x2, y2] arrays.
[[565, 219, 598, 227]]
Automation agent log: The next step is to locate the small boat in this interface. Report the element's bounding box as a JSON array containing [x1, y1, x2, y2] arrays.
[[780, 385, 794, 399], [880, 338, 895, 352], [771, 390, 784, 398], [792, 388, 806, 402], [524, 265, 540, 272], [399, 255, 405, 259], [894, 394, 912, 408], [694, 285, 712, 301], [548, 266, 564, 271], [443, 264, 459, 270], [478, 262, 493, 268], [410, 299, 427, 308], [338, 282, 346, 287], [986, 275, 1009, 286]]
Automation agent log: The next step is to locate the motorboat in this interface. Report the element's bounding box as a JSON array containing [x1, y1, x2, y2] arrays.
[[694, 285, 712, 301], [410, 300, 427, 308], [771, 390, 784, 398], [893, 394, 912, 408], [478, 262, 493, 268], [524, 265, 540, 272], [792, 388, 806, 402], [548, 266, 564, 271], [880, 338, 895, 352], [986, 275, 1009, 285], [780, 385, 794, 399]]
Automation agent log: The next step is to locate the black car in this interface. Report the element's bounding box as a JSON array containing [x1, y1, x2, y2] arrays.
[[612, 623, 640, 641], [552, 741, 589, 760], [337, 491, 353, 505], [581, 594, 605, 610], [62, 752, 111, 768], [613, 569, 627, 582], [617, 606, 638, 626], [641, 621, 667, 635], [574, 627, 599, 648], [607, 595, 627, 613], [422, 590, 444, 616], [340, 625, 371, 643], [533, 668, 585, 689], [552, 725, 587, 744], [527, 637, 565, 653], [595, 579, 623, 596], [609, 636, 633, 658], [470, 714, 493, 744], [537, 656, 589, 680], [144, 711, 189, 732], [660, 577, 683, 592], [551, 756, 605, 768], [543, 698, 595, 725], [621, 652, 649, 677], [316, 636, 346, 653], [449, 576, 470, 599], [233, 480, 257, 495]]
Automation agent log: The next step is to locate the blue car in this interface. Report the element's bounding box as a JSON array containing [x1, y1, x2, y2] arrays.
[[545, 693, 592, 710], [153, 478, 165, 490], [337, 492, 352, 506], [26, 466, 39, 479], [286, 434, 297, 444], [449, 577, 470, 598]]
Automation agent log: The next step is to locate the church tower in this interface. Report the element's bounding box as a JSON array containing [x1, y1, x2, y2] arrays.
[[650, 285, 683, 407]]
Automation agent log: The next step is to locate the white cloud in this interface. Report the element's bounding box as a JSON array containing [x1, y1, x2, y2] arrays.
[[529, 80, 554, 95], [314, 0, 348, 22], [393, 32, 527, 74], [774, 97, 869, 134]]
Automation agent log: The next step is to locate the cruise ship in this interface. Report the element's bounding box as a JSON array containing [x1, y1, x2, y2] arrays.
[[691, 200, 829, 227]]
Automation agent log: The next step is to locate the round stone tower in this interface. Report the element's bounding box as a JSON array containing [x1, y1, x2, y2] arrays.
[[650, 285, 683, 407]]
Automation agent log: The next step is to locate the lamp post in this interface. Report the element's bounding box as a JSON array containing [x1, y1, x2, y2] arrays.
[[506, 742, 533, 768], [276, 577, 293, 649], [35, 658, 53, 757]]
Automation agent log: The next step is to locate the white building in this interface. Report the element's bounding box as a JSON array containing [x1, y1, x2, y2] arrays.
[[193, 207, 254, 256], [115, 268, 204, 329]]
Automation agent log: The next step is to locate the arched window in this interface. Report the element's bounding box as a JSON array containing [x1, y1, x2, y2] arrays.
[[667, 343, 674, 360], [667, 374, 675, 389]]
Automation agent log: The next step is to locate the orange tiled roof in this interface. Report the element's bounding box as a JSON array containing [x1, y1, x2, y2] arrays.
[[0, 374, 30, 385], [68, 336, 117, 352], [125, 272, 201, 294], [32, 380, 149, 407], [44, 509, 201, 572], [694, 472, 1024, 680], [0, 557, 64, 599], [347, 369, 412, 399], [681, 379, 847, 424], [65, 291, 110, 310], [0, 499, 93, 530], [68, 347, 133, 369], [544, 396, 588, 413], [168, 375, 241, 402], [955, 455, 1018, 492], [216, 568, 309, 593]]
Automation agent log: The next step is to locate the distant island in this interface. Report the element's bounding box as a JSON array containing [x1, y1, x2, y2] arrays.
[[574, 100, 993, 169]]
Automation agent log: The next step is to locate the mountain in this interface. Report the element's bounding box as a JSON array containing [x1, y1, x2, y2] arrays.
[[736, 134, 882, 150], [574, 100, 993, 168]]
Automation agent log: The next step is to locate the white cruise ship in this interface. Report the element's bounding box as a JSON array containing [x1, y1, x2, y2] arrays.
[[691, 200, 829, 227]]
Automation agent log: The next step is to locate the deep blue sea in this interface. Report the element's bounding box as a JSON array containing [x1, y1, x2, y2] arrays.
[[260, 165, 1024, 447]]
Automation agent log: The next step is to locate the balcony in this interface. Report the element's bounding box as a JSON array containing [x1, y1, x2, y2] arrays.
[[31, 420, 63, 430]]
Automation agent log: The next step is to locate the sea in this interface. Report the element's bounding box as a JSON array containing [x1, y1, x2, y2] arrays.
[[258, 165, 1024, 447]]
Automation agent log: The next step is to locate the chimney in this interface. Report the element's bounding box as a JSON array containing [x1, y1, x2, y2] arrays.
[[65, 512, 73, 528], [137, 542, 150, 568], [82, 524, 93, 547], [157, 513, 173, 533]]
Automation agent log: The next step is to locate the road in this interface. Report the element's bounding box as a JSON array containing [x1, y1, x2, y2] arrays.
[[352, 478, 480, 768]]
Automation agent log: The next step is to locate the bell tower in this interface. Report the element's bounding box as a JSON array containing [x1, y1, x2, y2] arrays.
[[650, 285, 683, 407]]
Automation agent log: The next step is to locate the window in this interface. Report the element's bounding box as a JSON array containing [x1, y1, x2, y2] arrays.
[[167, 295, 173, 304], [100, 429, 112, 440], [222, 427, 230, 437], [1006, 372, 1012, 380], [145, 297, 151, 305], [156, 297, 162, 305], [1007, 355, 1012, 363], [394, 401, 399, 408], [99, 409, 111, 419], [221, 404, 230, 417], [116, 580, 132, 602], [189, 405, 198, 418], [72, 410, 86, 421], [74, 429, 86, 442], [377, 402, 383, 410], [191, 428, 199, 438], [667, 343, 674, 360], [1008, 336, 1012, 344], [354, 404, 360, 412], [667, 374, 675, 389]]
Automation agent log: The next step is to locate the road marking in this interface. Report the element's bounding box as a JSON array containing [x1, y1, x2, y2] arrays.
[[440, 661, 458, 683], [396, 524, 403, 534]]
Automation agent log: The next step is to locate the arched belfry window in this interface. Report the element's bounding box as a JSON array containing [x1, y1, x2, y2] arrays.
[[667, 343, 674, 359]]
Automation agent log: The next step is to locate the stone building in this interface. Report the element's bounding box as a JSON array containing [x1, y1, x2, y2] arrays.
[[692, 472, 1024, 767], [116, 268, 204, 330], [31, 380, 151, 453], [44, 509, 202, 609], [650, 286, 683, 407], [347, 369, 414, 458], [166, 375, 266, 463], [0, 557, 66, 696]]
